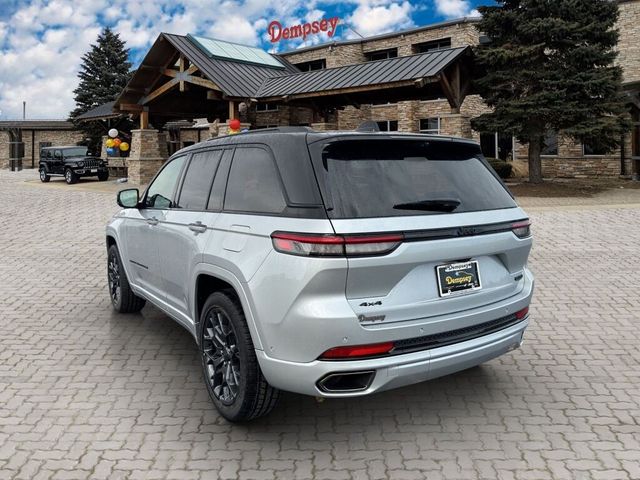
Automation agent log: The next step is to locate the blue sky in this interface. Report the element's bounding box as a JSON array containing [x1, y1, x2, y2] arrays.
[[0, 0, 493, 119]]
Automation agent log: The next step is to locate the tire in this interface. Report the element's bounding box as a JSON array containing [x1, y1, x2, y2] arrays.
[[39, 167, 50, 183], [65, 168, 78, 185], [98, 171, 109, 181], [107, 244, 146, 313], [199, 291, 280, 422]]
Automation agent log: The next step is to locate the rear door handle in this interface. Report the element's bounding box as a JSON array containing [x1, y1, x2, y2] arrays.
[[188, 221, 208, 234], [146, 217, 159, 226]]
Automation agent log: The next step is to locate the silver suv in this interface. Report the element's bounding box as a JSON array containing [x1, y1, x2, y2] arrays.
[[106, 128, 534, 422]]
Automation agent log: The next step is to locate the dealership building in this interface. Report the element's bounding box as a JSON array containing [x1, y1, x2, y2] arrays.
[[2, 0, 639, 182]]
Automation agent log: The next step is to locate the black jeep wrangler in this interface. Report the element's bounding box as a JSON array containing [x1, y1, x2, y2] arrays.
[[39, 146, 109, 184]]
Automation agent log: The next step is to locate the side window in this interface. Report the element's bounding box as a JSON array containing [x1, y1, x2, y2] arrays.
[[54, 150, 62, 159], [207, 149, 233, 211], [224, 147, 286, 214], [177, 150, 222, 210], [144, 156, 187, 209]]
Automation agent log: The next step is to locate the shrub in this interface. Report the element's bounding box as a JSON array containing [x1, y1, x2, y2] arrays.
[[486, 158, 513, 179]]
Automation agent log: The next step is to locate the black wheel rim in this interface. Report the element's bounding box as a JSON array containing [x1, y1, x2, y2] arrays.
[[107, 252, 121, 304], [202, 309, 241, 405]]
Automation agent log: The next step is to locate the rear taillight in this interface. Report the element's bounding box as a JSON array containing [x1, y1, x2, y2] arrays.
[[512, 220, 531, 239], [320, 341, 395, 359], [515, 306, 529, 320], [271, 232, 403, 257]]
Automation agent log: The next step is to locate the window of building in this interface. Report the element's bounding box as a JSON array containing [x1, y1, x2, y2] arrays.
[[177, 150, 222, 210], [376, 120, 398, 132], [256, 103, 278, 112], [413, 38, 452, 53], [144, 156, 187, 209], [541, 131, 558, 156], [366, 48, 398, 61], [293, 59, 326, 72], [419, 118, 440, 134], [583, 141, 608, 156], [224, 147, 286, 214]]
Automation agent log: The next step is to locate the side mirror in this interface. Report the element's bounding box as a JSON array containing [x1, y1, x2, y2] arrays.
[[117, 188, 139, 208]]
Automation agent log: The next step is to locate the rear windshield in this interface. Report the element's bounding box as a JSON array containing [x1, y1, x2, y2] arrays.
[[316, 139, 516, 219]]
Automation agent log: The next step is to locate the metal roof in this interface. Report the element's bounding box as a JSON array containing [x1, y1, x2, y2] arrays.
[[75, 101, 119, 122], [188, 34, 286, 69], [256, 47, 468, 99], [162, 34, 298, 98], [0, 120, 76, 130]]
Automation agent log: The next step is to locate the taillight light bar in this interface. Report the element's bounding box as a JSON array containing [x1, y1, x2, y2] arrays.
[[271, 231, 403, 257], [512, 220, 531, 239], [515, 306, 529, 320]]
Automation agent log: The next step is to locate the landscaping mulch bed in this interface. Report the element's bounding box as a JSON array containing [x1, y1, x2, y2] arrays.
[[507, 178, 640, 197]]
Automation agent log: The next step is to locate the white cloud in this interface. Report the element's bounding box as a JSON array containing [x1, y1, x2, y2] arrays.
[[346, 1, 414, 38], [434, 0, 476, 18]]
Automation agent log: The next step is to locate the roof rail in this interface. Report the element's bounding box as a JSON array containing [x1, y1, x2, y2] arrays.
[[206, 126, 314, 141]]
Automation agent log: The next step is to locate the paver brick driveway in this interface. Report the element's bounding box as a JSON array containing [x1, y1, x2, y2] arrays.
[[1, 170, 639, 480]]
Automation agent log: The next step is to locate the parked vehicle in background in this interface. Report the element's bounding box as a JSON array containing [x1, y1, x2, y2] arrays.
[[39, 146, 109, 184], [105, 127, 534, 422]]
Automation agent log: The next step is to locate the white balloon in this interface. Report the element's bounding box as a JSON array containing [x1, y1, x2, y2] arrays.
[[108, 128, 118, 138]]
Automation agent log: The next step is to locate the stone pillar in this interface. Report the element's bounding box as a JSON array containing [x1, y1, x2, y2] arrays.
[[440, 114, 472, 138], [127, 129, 168, 186], [100, 136, 108, 160], [398, 101, 418, 133], [0, 131, 9, 170], [217, 121, 251, 137], [311, 122, 338, 131]]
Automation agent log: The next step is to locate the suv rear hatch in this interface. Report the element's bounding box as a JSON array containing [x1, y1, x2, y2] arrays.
[[307, 135, 532, 329]]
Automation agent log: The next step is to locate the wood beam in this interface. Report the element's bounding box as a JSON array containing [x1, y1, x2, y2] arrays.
[[207, 90, 222, 100], [228, 101, 238, 120], [140, 110, 149, 129], [438, 71, 460, 113], [178, 56, 186, 92], [140, 78, 179, 105], [184, 76, 222, 91], [119, 103, 144, 112]]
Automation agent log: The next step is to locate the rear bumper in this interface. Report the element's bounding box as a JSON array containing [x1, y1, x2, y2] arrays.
[[257, 317, 528, 397]]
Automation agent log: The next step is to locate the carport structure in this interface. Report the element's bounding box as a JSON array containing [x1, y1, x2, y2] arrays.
[[111, 32, 475, 183]]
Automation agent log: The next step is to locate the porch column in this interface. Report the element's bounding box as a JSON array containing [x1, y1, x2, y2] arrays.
[[127, 129, 168, 185], [398, 101, 418, 132], [0, 131, 9, 170]]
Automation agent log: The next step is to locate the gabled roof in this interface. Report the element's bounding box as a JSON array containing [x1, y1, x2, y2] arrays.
[[162, 34, 298, 98], [256, 47, 469, 99], [75, 101, 119, 122]]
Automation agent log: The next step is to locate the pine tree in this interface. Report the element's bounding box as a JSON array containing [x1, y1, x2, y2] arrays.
[[70, 28, 132, 153], [471, 0, 630, 183]]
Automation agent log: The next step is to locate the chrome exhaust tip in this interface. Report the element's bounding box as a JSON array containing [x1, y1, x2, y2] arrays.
[[317, 371, 375, 393]]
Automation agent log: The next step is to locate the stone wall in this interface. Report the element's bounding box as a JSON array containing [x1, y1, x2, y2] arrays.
[[617, 0, 640, 84], [281, 20, 480, 69], [0, 129, 83, 170], [127, 129, 168, 186]]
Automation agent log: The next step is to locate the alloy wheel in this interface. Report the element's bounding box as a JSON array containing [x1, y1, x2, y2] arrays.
[[40, 169, 46, 181], [65, 170, 72, 183], [107, 253, 121, 304], [202, 309, 241, 405]]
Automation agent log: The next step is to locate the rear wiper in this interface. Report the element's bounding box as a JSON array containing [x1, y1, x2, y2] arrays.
[[393, 199, 461, 212]]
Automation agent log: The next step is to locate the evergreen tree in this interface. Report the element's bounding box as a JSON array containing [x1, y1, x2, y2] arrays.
[[471, 0, 630, 183], [70, 28, 132, 154]]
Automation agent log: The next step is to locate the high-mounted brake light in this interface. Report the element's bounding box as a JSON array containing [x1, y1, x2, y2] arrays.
[[320, 341, 395, 359], [511, 220, 531, 239], [271, 232, 403, 257]]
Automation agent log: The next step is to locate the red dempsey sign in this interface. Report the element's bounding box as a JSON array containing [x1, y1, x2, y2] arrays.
[[268, 17, 340, 43]]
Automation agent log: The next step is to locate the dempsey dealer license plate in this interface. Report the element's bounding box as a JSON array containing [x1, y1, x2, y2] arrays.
[[436, 260, 482, 297]]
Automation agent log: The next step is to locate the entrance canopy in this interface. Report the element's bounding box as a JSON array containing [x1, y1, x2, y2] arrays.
[[113, 32, 475, 127]]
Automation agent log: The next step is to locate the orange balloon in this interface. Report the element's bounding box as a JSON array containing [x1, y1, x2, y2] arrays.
[[113, 138, 122, 146]]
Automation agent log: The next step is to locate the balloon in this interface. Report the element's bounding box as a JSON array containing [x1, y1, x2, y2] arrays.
[[106, 147, 117, 156], [229, 119, 241, 130], [113, 138, 122, 147], [108, 128, 118, 138], [106, 139, 115, 148], [119, 142, 129, 152]]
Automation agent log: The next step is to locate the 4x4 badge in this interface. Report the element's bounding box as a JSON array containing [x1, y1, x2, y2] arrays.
[[359, 301, 382, 307]]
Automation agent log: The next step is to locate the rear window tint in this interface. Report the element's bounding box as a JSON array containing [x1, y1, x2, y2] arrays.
[[318, 140, 516, 219]]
